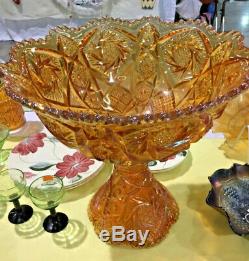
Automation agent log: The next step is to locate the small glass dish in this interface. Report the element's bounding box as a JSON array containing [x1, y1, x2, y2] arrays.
[[29, 175, 68, 233]]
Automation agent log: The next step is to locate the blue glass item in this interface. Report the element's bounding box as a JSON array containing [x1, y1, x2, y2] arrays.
[[206, 164, 249, 235]]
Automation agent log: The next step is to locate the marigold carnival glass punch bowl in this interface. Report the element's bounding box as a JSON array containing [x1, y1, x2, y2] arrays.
[[1, 17, 249, 247]]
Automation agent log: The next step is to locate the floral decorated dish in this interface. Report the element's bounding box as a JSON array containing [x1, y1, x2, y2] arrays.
[[7, 131, 104, 190], [148, 150, 188, 173], [206, 163, 249, 236]]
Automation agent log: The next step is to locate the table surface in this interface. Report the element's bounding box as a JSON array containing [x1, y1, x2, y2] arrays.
[[0, 119, 248, 261]]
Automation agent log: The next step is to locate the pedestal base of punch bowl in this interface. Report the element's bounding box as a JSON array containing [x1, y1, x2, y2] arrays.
[[88, 162, 179, 248]]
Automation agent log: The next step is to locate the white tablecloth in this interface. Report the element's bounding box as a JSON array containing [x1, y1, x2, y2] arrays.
[[0, 0, 176, 41]]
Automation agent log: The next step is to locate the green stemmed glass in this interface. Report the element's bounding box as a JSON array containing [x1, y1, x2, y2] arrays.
[[29, 175, 68, 233], [0, 124, 9, 149], [0, 124, 10, 167], [0, 168, 33, 224]]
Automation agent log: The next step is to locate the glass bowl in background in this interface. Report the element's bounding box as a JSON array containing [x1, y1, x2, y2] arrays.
[[0, 83, 25, 131]]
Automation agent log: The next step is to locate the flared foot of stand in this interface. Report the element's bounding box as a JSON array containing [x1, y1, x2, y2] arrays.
[[43, 212, 68, 233], [89, 162, 179, 248], [8, 205, 33, 224]]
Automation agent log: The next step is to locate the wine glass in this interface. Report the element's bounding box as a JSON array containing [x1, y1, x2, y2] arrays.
[[0, 168, 33, 224], [29, 175, 68, 233], [0, 124, 9, 150], [0, 124, 10, 167]]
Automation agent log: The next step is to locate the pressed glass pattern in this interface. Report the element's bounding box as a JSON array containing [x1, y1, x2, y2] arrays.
[[207, 164, 249, 236], [0, 84, 25, 130], [1, 17, 249, 247]]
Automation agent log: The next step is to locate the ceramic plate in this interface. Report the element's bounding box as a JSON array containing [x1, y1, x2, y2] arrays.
[[7, 131, 104, 190], [148, 150, 188, 173]]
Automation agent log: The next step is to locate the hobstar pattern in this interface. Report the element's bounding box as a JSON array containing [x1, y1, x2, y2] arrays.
[[1, 17, 249, 247]]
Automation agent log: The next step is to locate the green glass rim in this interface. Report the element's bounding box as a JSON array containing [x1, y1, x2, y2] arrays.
[[0, 124, 9, 143], [0, 168, 24, 192], [28, 175, 64, 200]]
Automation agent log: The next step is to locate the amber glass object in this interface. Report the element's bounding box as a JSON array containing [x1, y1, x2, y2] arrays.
[[214, 90, 249, 140], [213, 90, 249, 161], [0, 78, 25, 130], [1, 18, 249, 247]]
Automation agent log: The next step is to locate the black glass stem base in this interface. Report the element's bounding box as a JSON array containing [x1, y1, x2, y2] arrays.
[[8, 205, 33, 224], [43, 212, 68, 233]]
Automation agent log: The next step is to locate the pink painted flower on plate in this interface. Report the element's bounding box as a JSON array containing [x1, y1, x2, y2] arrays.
[[12, 133, 47, 155], [55, 152, 94, 179], [24, 171, 36, 179]]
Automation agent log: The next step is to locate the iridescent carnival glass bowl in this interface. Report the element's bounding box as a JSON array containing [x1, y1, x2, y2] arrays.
[[1, 17, 249, 247], [207, 164, 249, 236]]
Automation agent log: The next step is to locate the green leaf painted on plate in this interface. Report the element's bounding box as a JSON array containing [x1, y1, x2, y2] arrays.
[[30, 162, 55, 171], [75, 175, 82, 181]]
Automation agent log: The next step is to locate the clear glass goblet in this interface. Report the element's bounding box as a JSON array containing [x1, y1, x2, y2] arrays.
[[0, 168, 33, 224], [29, 175, 68, 233]]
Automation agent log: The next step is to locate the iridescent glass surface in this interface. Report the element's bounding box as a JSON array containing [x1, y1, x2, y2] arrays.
[[207, 164, 249, 236], [1, 17, 249, 247]]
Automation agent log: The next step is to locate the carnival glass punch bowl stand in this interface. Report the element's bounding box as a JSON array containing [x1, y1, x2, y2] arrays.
[[1, 17, 249, 247]]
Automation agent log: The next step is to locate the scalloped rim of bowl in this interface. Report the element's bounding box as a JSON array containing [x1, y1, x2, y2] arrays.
[[1, 17, 249, 126]]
